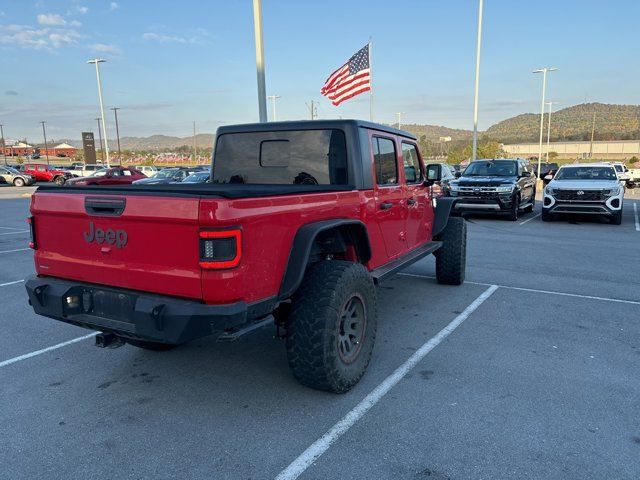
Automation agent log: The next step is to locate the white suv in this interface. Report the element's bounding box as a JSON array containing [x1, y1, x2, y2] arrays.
[[542, 163, 624, 225]]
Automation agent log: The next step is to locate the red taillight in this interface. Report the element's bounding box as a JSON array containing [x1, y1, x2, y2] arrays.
[[27, 216, 36, 249], [199, 229, 242, 269]]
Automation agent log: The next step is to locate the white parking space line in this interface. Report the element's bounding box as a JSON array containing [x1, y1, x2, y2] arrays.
[[275, 285, 499, 480], [0, 226, 23, 231], [0, 248, 30, 254], [0, 279, 24, 287], [519, 213, 541, 225], [399, 273, 640, 306], [0, 333, 98, 369], [634, 203, 639, 232], [0, 230, 29, 236]]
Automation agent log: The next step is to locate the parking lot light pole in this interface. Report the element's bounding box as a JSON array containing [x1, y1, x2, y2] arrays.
[[253, 0, 267, 123], [546, 101, 559, 162], [471, 0, 483, 162], [0, 124, 6, 165], [396, 112, 405, 130], [40, 121, 49, 165], [110, 107, 121, 163], [533, 67, 557, 181], [267, 95, 281, 121], [95, 118, 105, 164], [87, 59, 110, 168]]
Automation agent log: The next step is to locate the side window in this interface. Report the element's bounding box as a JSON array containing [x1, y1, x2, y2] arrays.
[[401, 142, 422, 184], [373, 137, 397, 186], [122, 170, 132, 176]]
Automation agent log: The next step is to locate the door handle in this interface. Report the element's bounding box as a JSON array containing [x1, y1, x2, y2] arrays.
[[380, 202, 393, 210], [407, 198, 417, 206]]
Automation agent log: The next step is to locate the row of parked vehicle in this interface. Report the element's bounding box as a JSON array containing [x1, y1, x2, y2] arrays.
[[439, 159, 629, 225], [0, 163, 210, 187]]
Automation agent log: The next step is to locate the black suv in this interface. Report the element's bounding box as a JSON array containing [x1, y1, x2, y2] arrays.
[[444, 158, 536, 221]]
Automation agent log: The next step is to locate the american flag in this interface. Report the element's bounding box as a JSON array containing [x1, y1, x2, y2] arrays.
[[321, 44, 370, 106]]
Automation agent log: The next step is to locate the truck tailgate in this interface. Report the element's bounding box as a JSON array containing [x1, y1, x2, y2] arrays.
[[31, 192, 203, 300]]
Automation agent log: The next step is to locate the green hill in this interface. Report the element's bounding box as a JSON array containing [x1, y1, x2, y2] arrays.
[[485, 103, 640, 143]]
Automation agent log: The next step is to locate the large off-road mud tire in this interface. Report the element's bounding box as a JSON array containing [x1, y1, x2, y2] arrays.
[[435, 216, 467, 285], [285, 260, 377, 393]]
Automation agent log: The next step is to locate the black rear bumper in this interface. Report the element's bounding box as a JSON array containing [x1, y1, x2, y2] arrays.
[[25, 276, 266, 344]]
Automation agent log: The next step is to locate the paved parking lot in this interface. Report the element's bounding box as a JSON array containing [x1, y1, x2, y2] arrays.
[[1, 192, 639, 480]]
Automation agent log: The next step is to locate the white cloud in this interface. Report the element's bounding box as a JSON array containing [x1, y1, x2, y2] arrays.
[[0, 24, 80, 50], [110, 2, 119, 11], [69, 20, 82, 27], [142, 28, 211, 45], [48, 30, 81, 48], [142, 32, 186, 44], [77, 6, 89, 14], [37, 13, 66, 26], [89, 43, 120, 55]]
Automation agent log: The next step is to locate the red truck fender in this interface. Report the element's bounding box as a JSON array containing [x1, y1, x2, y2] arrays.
[[278, 219, 372, 300]]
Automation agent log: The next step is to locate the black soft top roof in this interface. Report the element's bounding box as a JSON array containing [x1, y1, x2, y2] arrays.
[[215, 119, 417, 140]]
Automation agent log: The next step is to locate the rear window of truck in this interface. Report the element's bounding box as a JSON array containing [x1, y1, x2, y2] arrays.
[[213, 129, 348, 185]]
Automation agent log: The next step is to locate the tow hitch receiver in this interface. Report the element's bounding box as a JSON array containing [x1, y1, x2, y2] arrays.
[[95, 332, 125, 349]]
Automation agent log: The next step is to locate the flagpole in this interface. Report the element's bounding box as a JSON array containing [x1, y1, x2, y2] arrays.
[[369, 38, 373, 122]]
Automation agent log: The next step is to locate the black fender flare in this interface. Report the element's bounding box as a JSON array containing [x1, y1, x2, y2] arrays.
[[432, 197, 457, 238], [278, 219, 372, 299]]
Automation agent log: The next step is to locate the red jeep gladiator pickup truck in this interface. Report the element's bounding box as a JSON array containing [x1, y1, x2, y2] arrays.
[[25, 120, 465, 393]]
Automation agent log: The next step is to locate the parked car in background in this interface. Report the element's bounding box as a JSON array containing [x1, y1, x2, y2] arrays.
[[427, 162, 456, 197], [70, 164, 104, 177], [133, 167, 195, 185], [532, 162, 559, 180], [626, 167, 640, 188], [0, 165, 36, 187], [23, 164, 72, 185], [610, 162, 631, 185], [65, 167, 146, 186], [445, 158, 536, 221], [128, 165, 158, 176], [543, 163, 624, 224], [181, 171, 210, 183]]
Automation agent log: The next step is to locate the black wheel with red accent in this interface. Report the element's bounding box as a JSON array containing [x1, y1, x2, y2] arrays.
[[285, 260, 377, 393]]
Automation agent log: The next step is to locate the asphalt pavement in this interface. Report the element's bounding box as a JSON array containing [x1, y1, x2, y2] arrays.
[[1, 192, 639, 480]]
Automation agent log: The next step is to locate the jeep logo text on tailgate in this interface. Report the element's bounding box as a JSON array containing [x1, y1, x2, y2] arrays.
[[84, 222, 128, 248]]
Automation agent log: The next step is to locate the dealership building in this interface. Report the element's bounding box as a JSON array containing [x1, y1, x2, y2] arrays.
[[502, 139, 640, 160], [1, 141, 77, 157]]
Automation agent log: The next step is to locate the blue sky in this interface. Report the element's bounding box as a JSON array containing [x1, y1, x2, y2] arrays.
[[1, 0, 639, 143]]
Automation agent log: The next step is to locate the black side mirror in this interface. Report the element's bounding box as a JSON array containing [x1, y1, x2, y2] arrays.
[[454, 171, 462, 178], [520, 171, 531, 177], [424, 164, 442, 186]]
